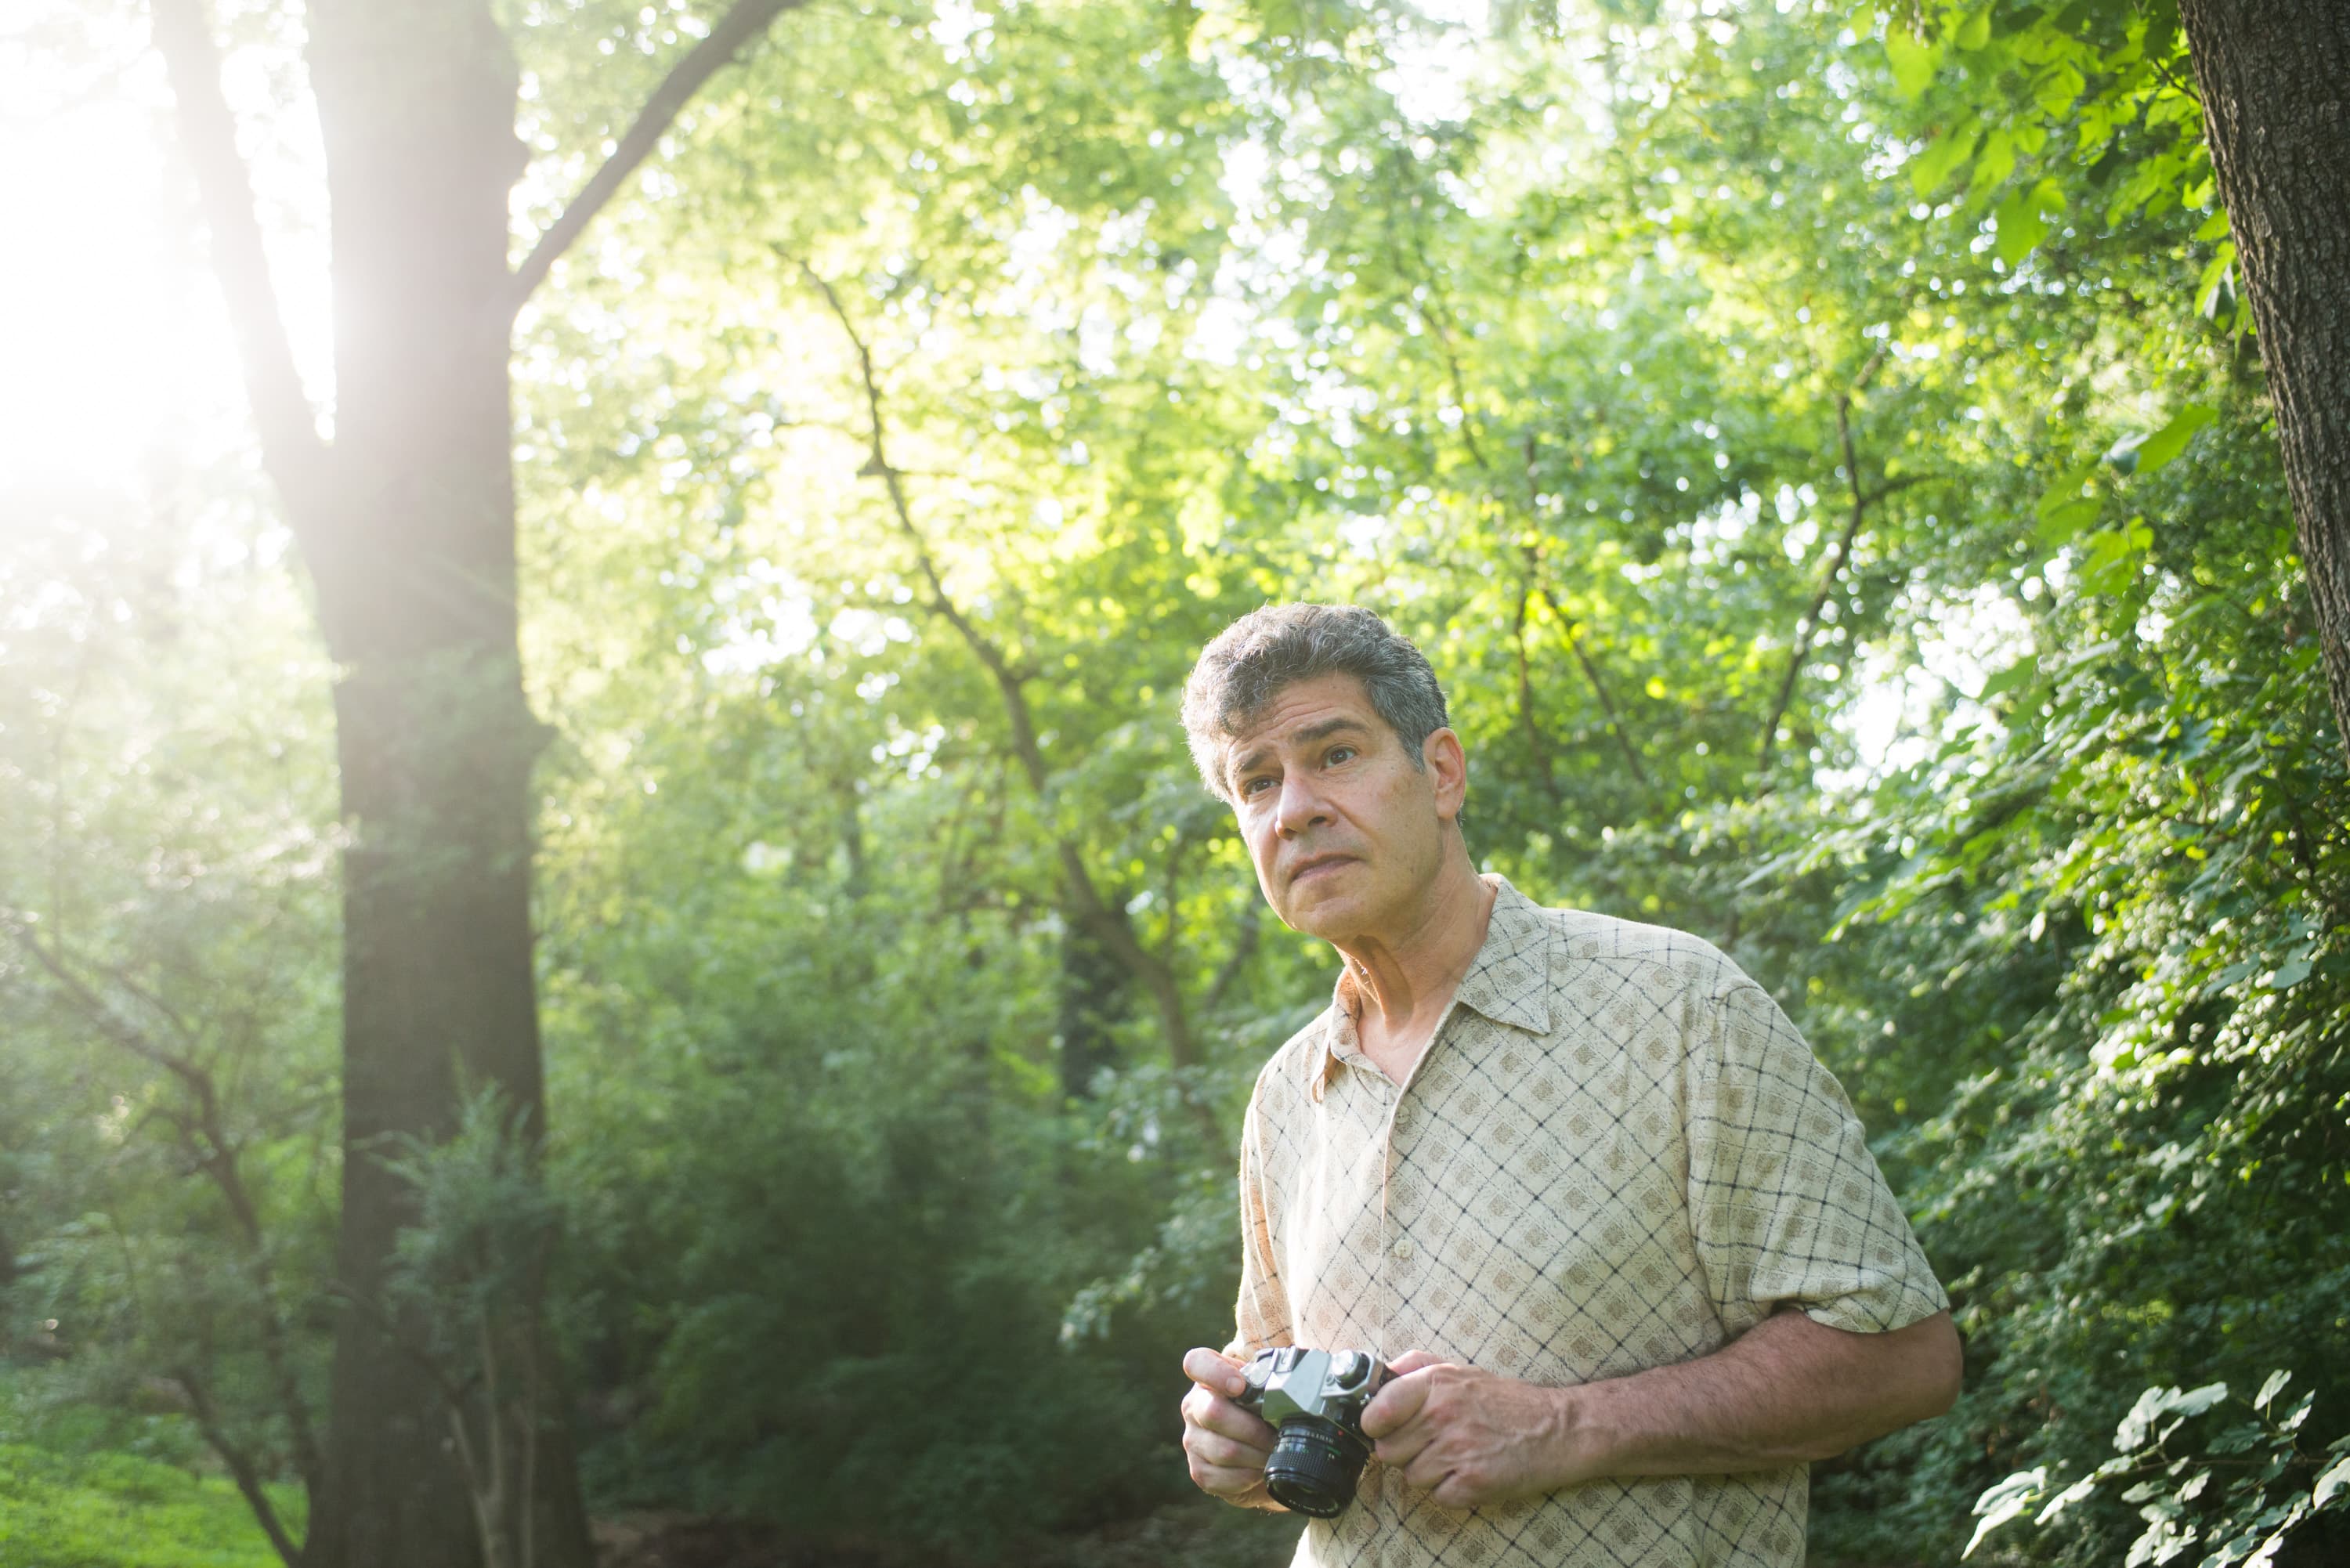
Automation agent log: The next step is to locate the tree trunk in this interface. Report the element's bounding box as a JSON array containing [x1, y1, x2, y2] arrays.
[[158, 0, 796, 1558], [2178, 0, 2350, 764], [1058, 925, 1128, 1100], [298, 2, 587, 1564]]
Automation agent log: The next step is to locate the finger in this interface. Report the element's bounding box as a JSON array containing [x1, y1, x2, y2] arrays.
[[1385, 1349, 1445, 1378], [1191, 1461, 1271, 1499], [1361, 1367, 1434, 1439], [1192, 1396, 1278, 1448], [1184, 1406, 1274, 1457], [1404, 1450, 1455, 1494], [1184, 1425, 1272, 1469], [1430, 1472, 1483, 1511], [1182, 1346, 1249, 1398], [1372, 1424, 1430, 1472]]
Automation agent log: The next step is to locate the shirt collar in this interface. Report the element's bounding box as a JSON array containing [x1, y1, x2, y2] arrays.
[[1452, 875, 1554, 1035], [1310, 874, 1553, 1095]]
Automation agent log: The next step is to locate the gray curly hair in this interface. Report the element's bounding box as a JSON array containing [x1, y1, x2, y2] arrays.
[[1179, 603, 1452, 803]]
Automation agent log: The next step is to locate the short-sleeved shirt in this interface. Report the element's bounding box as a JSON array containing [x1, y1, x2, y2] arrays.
[[1227, 875, 1947, 1568]]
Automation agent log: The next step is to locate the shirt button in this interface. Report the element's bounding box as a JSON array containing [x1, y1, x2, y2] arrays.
[[1390, 1237, 1414, 1260]]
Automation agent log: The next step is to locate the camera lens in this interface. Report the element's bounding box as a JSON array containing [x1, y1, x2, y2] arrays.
[[1264, 1415, 1373, 1519]]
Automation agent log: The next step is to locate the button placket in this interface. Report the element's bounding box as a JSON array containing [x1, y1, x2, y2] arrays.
[[1376, 1078, 1406, 1338]]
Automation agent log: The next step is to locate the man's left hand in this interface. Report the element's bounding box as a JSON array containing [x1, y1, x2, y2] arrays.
[[1360, 1350, 1583, 1510]]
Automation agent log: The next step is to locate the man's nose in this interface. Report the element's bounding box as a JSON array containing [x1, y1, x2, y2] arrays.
[[1274, 775, 1329, 836]]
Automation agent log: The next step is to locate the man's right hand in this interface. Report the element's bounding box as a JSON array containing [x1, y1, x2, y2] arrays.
[[1180, 1346, 1282, 1509]]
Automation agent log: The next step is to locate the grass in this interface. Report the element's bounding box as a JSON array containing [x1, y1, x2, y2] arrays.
[[0, 1443, 295, 1568]]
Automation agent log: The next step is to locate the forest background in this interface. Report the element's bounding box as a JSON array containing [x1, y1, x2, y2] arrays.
[[5, 0, 2348, 1565]]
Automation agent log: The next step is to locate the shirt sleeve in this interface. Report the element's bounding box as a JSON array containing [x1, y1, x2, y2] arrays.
[[1224, 1095, 1295, 1360], [1685, 981, 1948, 1338]]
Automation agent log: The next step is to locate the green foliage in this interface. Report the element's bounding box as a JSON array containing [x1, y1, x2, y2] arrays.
[[1969, 1374, 2350, 1567], [5, 0, 2347, 1563], [0, 1439, 301, 1568]]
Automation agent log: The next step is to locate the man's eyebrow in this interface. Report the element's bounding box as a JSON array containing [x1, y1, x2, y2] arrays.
[[1226, 717, 1374, 785]]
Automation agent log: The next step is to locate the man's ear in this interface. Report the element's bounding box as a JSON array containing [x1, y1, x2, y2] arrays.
[[1424, 727, 1468, 821]]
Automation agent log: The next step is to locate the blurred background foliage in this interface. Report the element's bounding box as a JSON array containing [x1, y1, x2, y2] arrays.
[[4, 0, 2345, 1563]]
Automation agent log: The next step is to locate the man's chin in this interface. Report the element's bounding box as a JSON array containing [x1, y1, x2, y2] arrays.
[[1274, 885, 1364, 940]]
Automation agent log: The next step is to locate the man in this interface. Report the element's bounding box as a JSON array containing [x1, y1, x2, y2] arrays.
[[1175, 603, 1960, 1566]]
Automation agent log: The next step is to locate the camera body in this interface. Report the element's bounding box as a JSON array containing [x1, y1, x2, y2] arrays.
[[1233, 1346, 1390, 1518]]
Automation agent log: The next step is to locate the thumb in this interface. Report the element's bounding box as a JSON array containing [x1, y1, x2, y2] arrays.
[[1183, 1345, 1249, 1397], [1361, 1352, 1441, 1439]]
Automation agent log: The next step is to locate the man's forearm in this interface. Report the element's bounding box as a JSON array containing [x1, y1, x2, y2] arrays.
[[1540, 1310, 1961, 1485]]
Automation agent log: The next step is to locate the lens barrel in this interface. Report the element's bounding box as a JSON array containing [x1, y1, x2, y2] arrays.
[[1264, 1415, 1374, 1519]]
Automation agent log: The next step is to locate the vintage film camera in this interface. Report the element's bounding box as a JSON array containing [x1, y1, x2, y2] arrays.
[[1233, 1346, 1391, 1518]]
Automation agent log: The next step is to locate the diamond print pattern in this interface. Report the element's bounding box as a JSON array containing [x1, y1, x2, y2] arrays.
[[1224, 877, 1947, 1567]]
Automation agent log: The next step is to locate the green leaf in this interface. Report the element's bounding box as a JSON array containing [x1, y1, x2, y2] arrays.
[[1967, 1468, 2046, 1557], [1972, 127, 2017, 192], [2079, 520, 2153, 594], [2316, 1454, 2350, 1510], [2038, 497, 2100, 543], [1911, 125, 1982, 197], [1954, 6, 1991, 49], [1977, 658, 2037, 703], [2173, 1383, 2230, 1418], [1885, 23, 1940, 98], [2194, 208, 2232, 242], [2135, 404, 2217, 474], [2267, 957, 2312, 991], [2197, 240, 2238, 316], [2036, 461, 2099, 522], [2033, 60, 2087, 117], [2037, 1474, 2102, 1526], [1994, 180, 2063, 266]]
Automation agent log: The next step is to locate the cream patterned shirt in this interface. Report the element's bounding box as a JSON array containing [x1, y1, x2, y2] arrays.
[[1227, 876, 1947, 1568]]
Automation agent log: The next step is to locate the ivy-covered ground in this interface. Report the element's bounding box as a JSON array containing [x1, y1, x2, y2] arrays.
[[0, 1443, 295, 1568]]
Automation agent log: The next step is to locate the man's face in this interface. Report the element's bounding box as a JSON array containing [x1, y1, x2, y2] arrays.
[[1220, 671, 1464, 942]]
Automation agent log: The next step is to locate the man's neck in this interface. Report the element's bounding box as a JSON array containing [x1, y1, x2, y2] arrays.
[[1334, 855, 1497, 1068]]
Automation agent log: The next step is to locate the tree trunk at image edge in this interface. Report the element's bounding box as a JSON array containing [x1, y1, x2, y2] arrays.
[[302, 3, 584, 1563], [162, 0, 797, 1551], [2179, 0, 2350, 764]]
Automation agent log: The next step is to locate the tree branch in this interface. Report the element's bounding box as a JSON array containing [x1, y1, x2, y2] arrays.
[[1528, 583, 1654, 793], [1513, 578, 1564, 811], [1758, 348, 1898, 779], [175, 1368, 306, 1568], [150, 0, 331, 518], [4, 914, 327, 1504], [1202, 903, 1262, 1016], [795, 258, 1221, 1139], [508, 0, 807, 309], [1513, 440, 1564, 811]]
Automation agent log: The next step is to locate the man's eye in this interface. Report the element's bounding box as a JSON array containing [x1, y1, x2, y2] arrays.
[[1325, 746, 1357, 765], [1240, 776, 1274, 796]]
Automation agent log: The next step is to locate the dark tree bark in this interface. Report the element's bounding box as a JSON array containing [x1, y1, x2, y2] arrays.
[[1058, 925, 1129, 1100], [152, 1, 801, 1563], [2178, 0, 2350, 764]]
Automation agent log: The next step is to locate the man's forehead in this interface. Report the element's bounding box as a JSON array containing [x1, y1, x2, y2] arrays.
[[1224, 674, 1382, 757]]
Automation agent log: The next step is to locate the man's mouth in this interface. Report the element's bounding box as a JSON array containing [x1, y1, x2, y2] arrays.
[[1288, 855, 1354, 885]]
